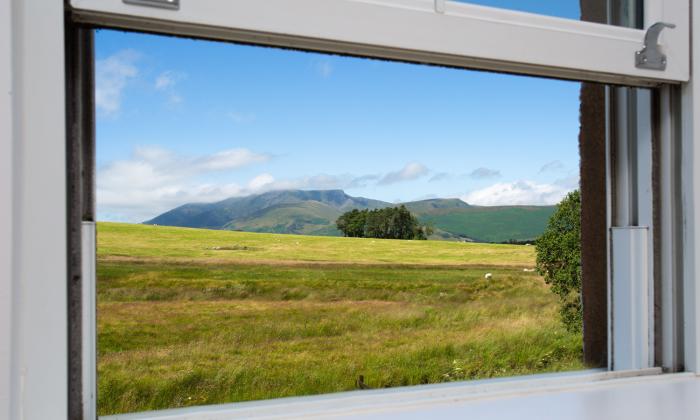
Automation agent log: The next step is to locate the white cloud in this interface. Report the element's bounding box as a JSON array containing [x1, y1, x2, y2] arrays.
[[469, 167, 501, 180], [414, 193, 439, 200], [194, 148, 269, 171], [155, 72, 175, 90], [248, 173, 359, 193], [461, 178, 578, 206], [213, 172, 379, 199], [97, 145, 398, 222], [248, 173, 275, 190], [297, 174, 349, 190], [378, 162, 429, 185], [553, 174, 580, 190], [316, 61, 333, 78], [131, 146, 173, 162], [165, 93, 183, 105], [429, 172, 450, 183], [228, 111, 256, 124], [99, 158, 176, 192], [347, 174, 380, 189], [98, 182, 246, 223], [539, 160, 565, 174], [95, 50, 139, 115], [98, 151, 456, 221], [154, 71, 186, 105], [97, 146, 271, 222]]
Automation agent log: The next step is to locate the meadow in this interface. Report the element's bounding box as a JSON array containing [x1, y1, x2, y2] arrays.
[[97, 222, 584, 415]]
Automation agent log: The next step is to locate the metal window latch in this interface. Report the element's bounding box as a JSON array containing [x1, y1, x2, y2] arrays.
[[635, 22, 676, 71], [434, 0, 445, 14], [123, 0, 179, 10]]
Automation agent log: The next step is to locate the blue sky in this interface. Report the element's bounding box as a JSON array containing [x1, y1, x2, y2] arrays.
[[456, 0, 579, 19], [96, 5, 581, 222]]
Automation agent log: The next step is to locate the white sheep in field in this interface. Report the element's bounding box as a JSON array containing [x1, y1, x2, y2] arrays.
[[484, 273, 493, 280]]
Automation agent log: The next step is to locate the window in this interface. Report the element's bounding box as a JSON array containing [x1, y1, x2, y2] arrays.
[[66, 1, 688, 419], [93, 28, 590, 415], [4, 0, 695, 418]]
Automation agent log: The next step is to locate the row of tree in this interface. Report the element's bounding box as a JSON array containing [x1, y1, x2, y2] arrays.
[[336, 206, 432, 240]]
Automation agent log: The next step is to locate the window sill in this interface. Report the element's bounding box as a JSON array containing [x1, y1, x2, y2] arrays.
[[99, 368, 699, 419]]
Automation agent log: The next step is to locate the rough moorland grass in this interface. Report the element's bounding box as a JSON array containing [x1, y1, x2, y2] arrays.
[[97, 222, 536, 266], [96, 222, 583, 415]]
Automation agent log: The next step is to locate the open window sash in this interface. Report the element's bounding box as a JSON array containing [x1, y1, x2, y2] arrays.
[[70, 0, 688, 86]]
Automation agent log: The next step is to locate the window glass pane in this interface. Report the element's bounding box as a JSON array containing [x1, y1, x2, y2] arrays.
[[95, 29, 592, 415], [453, 0, 646, 27], [453, 0, 646, 28], [453, 0, 581, 20]]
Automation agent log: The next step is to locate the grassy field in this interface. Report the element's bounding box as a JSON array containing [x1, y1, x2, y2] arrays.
[[97, 222, 584, 415]]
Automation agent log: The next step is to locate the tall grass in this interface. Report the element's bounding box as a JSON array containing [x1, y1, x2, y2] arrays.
[[96, 223, 584, 415]]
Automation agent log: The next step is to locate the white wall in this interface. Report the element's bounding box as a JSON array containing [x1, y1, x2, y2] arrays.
[[0, 0, 14, 417], [3, 0, 68, 418]]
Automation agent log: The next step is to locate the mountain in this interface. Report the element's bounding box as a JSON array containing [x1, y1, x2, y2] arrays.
[[145, 189, 555, 242], [224, 201, 348, 237], [403, 198, 471, 213], [146, 190, 389, 235]]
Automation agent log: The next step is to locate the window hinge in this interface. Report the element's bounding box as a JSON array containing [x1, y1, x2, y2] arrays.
[[123, 0, 179, 10], [635, 22, 675, 71]]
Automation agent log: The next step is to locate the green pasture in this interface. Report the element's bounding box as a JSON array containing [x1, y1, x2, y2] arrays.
[[96, 222, 583, 415]]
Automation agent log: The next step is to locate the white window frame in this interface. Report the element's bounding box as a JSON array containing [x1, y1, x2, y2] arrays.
[[0, 0, 13, 417], [3, 0, 699, 419], [69, 0, 689, 86]]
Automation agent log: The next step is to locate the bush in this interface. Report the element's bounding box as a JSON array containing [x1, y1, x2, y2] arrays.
[[535, 190, 581, 332]]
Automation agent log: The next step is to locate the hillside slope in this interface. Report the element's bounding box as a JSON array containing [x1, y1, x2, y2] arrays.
[[146, 190, 388, 231], [145, 189, 555, 242], [224, 201, 344, 236], [417, 206, 555, 243]]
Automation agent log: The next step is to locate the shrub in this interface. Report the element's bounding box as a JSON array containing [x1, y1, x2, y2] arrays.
[[535, 190, 582, 332]]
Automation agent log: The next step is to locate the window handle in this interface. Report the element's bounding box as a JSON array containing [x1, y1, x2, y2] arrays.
[[635, 22, 676, 71]]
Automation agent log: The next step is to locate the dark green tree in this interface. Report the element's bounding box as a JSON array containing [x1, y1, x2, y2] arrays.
[[415, 222, 434, 240], [336, 209, 367, 237], [363, 209, 385, 238], [535, 190, 582, 332], [336, 206, 430, 240]]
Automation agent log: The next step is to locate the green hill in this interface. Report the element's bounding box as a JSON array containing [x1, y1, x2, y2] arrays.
[[145, 189, 555, 243], [417, 206, 555, 243], [224, 201, 344, 236], [403, 198, 471, 213]]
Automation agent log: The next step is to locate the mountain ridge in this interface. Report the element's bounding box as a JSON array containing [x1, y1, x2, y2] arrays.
[[145, 189, 555, 242]]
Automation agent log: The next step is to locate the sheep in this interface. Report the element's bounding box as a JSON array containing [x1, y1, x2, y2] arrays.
[[484, 273, 492, 280]]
